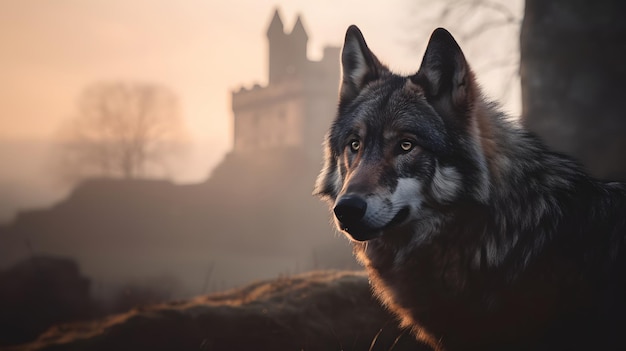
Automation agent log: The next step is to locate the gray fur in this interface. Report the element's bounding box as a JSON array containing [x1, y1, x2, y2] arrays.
[[315, 26, 626, 351]]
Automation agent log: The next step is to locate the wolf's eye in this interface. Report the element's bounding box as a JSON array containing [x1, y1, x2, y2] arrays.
[[399, 140, 414, 152], [349, 140, 361, 153]]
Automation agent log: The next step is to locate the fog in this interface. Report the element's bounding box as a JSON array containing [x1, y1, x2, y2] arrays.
[[0, 0, 523, 347], [0, 139, 226, 223]]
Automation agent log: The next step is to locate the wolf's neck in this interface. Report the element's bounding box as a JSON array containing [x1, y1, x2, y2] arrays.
[[472, 100, 521, 184], [467, 100, 597, 269]]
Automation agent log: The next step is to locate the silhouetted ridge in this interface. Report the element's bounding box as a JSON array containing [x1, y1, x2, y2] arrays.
[[12, 271, 429, 351], [0, 146, 355, 305]]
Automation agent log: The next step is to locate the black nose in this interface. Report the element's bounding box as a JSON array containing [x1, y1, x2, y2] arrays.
[[334, 195, 367, 226]]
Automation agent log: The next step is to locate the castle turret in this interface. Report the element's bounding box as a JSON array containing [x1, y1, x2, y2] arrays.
[[267, 10, 309, 83], [289, 16, 309, 72], [266, 8, 284, 37], [267, 9, 287, 84], [291, 16, 308, 41], [232, 9, 339, 157]]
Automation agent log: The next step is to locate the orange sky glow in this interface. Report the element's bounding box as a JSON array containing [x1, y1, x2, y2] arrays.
[[1, 0, 522, 141], [0, 0, 522, 219], [1, 0, 423, 144]]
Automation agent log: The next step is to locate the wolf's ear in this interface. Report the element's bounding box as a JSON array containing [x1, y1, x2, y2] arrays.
[[340, 25, 387, 103], [413, 28, 476, 121]]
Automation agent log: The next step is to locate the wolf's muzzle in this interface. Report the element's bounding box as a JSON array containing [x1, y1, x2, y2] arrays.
[[334, 195, 367, 224], [333, 195, 376, 241]]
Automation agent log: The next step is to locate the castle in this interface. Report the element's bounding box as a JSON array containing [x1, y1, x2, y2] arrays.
[[231, 9, 340, 159]]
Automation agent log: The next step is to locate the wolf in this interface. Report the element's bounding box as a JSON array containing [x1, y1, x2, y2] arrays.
[[314, 26, 626, 351]]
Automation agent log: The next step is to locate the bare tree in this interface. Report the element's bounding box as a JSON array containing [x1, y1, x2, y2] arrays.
[[407, 0, 523, 110], [406, 0, 626, 180], [57, 82, 186, 181]]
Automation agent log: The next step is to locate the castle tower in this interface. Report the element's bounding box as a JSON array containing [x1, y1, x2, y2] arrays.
[[288, 16, 309, 75], [267, 10, 308, 83], [266, 9, 286, 84], [231, 9, 340, 158]]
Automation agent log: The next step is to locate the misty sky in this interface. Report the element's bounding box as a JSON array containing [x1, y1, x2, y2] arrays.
[[0, 0, 522, 219], [1, 0, 421, 144]]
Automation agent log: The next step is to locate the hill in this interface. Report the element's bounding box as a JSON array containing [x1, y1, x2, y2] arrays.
[[5, 271, 429, 351], [0, 147, 356, 298]]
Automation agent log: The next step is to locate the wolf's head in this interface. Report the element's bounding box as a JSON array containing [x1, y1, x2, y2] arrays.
[[314, 26, 490, 242]]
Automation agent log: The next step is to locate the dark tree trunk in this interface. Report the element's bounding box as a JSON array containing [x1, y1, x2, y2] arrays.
[[521, 0, 626, 181]]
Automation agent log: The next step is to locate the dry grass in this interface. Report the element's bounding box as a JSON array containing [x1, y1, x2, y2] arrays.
[[5, 270, 430, 351]]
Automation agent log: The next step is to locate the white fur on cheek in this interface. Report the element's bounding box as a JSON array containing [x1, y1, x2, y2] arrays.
[[392, 178, 423, 210], [431, 166, 461, 203], [360, 178, 423, 229], [314, 154, 344, 200]]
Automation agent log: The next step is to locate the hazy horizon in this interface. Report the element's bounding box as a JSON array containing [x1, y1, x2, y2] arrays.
[[0, 0, 522, 220], [0, 2, 524, 345]]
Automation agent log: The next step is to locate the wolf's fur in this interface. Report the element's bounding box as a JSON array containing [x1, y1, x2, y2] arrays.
[[314, 26, 626, 351]]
